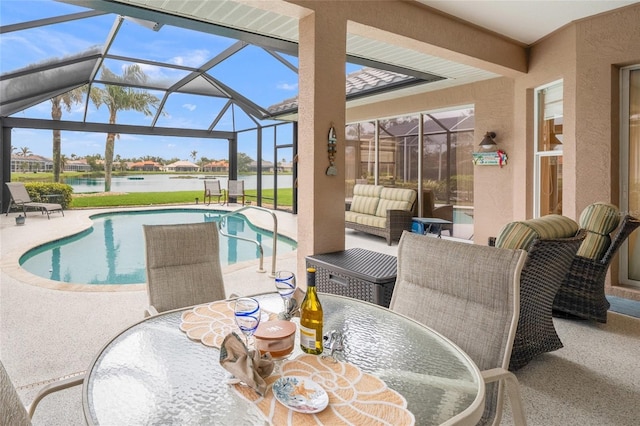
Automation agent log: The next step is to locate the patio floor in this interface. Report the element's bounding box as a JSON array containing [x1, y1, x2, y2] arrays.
[[2, 206, 639, 425]]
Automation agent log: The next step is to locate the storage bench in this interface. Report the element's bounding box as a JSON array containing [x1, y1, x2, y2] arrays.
[[305, 248, 397, 308]]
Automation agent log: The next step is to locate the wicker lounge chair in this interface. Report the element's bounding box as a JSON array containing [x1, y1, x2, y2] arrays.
[[553, 204, 640, 323], [421, 189, 453, 236], [492, 215, 586, 370], [143, 222, 227, 317], [203, 179, 223, 205], [506, 231, 585, 370], [390, 232, 528, 425], [5, 182, 64, 219]]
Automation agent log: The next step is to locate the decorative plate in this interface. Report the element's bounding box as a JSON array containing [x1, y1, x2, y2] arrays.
[[272, 376, 329, 414]]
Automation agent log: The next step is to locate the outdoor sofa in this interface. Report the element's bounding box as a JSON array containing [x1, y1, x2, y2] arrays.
[[345, 184, 417, 245]]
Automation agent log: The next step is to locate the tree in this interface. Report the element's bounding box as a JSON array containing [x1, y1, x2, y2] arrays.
[[19, 146, 32, 156], [60, 154, 68, 173], [87, 65, 161, 191], [237, 152, 253, 173], [51, 87, 84, 182], [190, 150, 198, 162]]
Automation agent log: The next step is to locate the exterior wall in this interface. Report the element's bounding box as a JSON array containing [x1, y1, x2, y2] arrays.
[[287, 1, 640, 296], [574, 6, 640, 297], [344, 4, 640, 297]]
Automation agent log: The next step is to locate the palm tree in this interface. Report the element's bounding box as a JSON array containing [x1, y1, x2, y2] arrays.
[[87, 65, 160, 192], [190, 150, 198, 162], [51, 88, 85, 182], [18, 147, 32, 172], [60, 154, 68, 173]]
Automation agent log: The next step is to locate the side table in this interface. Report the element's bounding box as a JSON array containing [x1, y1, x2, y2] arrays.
[[412, 217, 453, 238], [305, 248, 397, 307]]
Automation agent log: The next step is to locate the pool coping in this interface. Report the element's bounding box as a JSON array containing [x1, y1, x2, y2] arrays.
[[0, 204, 298, 292]]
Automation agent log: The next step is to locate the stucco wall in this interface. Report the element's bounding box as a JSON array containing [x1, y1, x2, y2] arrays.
[[287, 0, 640, 295]]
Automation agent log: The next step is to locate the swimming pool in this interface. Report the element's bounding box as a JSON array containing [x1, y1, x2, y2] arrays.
[[19, 209, 297, 285]]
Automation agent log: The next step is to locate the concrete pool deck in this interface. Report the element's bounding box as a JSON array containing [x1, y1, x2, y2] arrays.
[[0, 204, 398, 424]]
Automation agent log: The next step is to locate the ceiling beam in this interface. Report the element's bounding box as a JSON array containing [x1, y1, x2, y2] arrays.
[[2, 117, 235, 139]]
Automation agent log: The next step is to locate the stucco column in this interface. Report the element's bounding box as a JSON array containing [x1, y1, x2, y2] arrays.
[[296, 10, 347, 279]]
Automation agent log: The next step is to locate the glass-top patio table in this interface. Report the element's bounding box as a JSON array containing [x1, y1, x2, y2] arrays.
[[83, 293, 484, 425]]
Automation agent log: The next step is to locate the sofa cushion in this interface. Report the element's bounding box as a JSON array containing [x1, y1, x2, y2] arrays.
[[375, 188, 417, 218], [356, 214, 386, 228], [577, 202, 620, 260], [495, 214, 579, 250], [350, 184, 383, 215]]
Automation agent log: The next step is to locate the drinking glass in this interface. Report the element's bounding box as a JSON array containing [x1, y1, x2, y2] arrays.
[[274, 271, 297, 316], [234, 297, 261, 346]]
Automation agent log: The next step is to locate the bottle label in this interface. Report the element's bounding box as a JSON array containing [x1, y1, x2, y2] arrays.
[[299, 324, 317, 350]]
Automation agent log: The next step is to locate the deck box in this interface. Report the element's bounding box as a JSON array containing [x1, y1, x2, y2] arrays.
[[305, 248, 397, 308]]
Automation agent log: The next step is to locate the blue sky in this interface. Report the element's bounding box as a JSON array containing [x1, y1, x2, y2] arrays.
[[0, 0, 348, 163]]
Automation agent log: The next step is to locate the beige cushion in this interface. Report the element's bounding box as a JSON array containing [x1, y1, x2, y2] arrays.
[[577, 202, 620, 259], [374, 188, 416, 217], [495, 214, 579, 250], [350, 184, 383, 215]]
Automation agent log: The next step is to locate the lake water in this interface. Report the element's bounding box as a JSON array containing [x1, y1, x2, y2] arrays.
[[64, 174, 293, 193]]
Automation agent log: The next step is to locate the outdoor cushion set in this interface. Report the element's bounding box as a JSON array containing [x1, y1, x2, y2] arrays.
[[492, 202, 640, 369], [345, 184, 417, 245]]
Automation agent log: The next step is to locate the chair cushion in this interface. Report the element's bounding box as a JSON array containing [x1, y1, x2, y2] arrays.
[[495, 214, 579, 250], [350, 185, 383, 215], [577, 232, 611, 260], [576, 202, 620, 259], [375, 188, 416, 217]]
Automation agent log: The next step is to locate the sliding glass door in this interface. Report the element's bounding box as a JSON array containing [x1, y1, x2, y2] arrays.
[[621, 66, 640, 288]]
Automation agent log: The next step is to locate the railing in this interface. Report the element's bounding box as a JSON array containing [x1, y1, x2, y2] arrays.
[[217, 205, 278, 277]]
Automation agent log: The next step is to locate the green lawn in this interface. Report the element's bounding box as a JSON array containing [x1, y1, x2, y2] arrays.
[[71, 189, 293, 208]]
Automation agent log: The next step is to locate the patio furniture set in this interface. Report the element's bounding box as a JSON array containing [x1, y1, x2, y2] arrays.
[[203, 179, 246, 206]]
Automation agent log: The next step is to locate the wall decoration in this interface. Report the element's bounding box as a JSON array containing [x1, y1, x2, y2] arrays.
[[472, 150, 508, 167]]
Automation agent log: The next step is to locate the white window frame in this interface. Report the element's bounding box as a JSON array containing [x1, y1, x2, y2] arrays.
[[533, 79, 563, 218]]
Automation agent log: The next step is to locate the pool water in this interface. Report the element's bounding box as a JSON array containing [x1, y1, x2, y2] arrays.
[[19, 209, 297, 285]]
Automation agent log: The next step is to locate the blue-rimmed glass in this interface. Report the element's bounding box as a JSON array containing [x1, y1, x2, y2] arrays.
[[234, 297, 261, 346], [274, 271, 296, 315]]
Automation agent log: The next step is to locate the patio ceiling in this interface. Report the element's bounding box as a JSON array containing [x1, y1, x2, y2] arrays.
[[70, 0, 502, 107]]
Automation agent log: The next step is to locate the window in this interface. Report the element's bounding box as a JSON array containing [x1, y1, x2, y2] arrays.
[[534, 80, 563, 217], [345, 106, 475, 239]]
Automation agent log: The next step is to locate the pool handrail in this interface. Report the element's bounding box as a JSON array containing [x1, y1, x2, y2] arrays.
[[217, 206, 278, 277]]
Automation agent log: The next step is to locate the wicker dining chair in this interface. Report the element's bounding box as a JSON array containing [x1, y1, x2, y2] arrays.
[[143, 222, 227, 317], [390, 232, 528, 425], [553, 205, 640, 323]]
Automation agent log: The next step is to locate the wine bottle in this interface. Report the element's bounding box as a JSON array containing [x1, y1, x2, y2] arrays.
[[299, 267, 323, 355]]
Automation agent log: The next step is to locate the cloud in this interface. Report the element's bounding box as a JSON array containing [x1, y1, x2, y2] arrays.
[[277, 82, 298, 91], [170, 49, 210, 68], [183, 104, 197, 112]]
